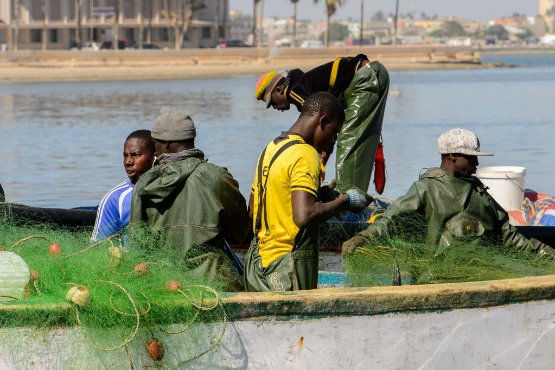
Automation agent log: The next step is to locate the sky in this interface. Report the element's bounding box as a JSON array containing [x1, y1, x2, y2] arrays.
[[228, 0, 540, 23]]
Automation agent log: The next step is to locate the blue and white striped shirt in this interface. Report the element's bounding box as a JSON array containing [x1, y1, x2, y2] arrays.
[[91, 179, 133, 241]]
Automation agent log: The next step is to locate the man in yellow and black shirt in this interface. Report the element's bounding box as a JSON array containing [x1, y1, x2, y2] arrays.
[[244, 92, 373, 292], [254, 54, 390, 194]]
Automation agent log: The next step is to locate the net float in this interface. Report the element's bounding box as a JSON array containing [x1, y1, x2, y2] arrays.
[[66, 286, 90, 307], [147, 338, 164, 361], [48, 243, 62, 257]]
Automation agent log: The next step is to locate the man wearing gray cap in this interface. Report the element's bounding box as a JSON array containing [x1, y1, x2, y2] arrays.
[[130, 107, 249, 290], [342, 128, 555, 259]]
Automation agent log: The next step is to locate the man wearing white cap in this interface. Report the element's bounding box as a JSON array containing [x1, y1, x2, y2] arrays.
[[342, 128, 555, 259]]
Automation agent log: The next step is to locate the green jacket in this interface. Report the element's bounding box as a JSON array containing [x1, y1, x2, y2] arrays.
[[130, 157, 249, 290], [130, 157, 249, 250], [359, 167, 554, 257]]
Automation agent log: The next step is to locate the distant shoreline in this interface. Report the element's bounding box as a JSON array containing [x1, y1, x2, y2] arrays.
[[478, 47, 555, 55], [0, 62, 492, 84], [1, 45, 548, 83]]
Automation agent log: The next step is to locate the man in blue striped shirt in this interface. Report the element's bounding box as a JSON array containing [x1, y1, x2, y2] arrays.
[[91, 130, 155, 241]]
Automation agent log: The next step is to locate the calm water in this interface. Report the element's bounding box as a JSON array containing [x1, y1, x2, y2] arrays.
[[1, 53, 554, 208]]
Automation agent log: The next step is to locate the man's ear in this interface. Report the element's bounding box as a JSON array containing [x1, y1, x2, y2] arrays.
[[319, 114, 330, 128]]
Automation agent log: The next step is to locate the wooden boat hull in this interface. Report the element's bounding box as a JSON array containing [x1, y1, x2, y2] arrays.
[[1, 274, 554, 368]]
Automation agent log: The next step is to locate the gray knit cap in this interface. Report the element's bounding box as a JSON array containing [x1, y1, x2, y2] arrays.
[[151, 107, 196, 141]]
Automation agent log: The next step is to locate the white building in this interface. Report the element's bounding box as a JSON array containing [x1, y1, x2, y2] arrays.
[[0, 0, 229, 50]]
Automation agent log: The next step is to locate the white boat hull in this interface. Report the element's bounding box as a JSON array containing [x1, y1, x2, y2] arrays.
[[1, 275, 554, 369]]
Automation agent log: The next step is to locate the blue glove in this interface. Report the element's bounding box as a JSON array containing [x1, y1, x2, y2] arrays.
[[345, 187, 373, 213]]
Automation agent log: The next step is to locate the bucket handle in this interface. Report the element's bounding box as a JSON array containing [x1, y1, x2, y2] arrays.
[[504, 174, 525, 194]]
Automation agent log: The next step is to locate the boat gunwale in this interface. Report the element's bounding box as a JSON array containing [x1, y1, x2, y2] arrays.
[[220, 273, 555, 320], [1, 274, 554, 326]]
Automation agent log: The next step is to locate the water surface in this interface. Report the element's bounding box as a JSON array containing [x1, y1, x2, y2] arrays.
[[0, 54, 554, 208]]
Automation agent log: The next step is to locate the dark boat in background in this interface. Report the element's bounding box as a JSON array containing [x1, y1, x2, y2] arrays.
[[5, 204, 555, 248]]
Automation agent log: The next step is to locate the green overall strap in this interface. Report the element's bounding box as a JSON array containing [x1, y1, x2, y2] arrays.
[[254, 140, 302, 236]]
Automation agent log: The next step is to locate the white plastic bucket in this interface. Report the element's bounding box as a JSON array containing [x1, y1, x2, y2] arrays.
[[476, 166, 526, 211]]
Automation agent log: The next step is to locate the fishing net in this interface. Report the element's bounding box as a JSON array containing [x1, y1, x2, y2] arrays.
[[343, 215, 555, 287], [0, 217, 232, 368]]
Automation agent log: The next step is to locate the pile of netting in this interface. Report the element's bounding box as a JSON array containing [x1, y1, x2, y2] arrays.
[[0, 219, 230, 368], [343, 219, 555, 287]]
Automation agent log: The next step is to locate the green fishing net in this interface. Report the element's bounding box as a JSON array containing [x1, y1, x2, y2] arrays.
[[343, 216, 555, 287], [0, 218, 230, 368]]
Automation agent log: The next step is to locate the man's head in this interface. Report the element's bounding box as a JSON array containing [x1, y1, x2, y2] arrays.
[[151, 107, 196, 154], [438, 128, 493, 178], [255, 71, 290, 111], [124, 130, 155, 185], [293, 92, 345, 154]]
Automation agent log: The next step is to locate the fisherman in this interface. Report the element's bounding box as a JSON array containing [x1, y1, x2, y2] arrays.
[[130, 107, 249, 290], [244, 92, 373, 292], [91, 130, 155, 241], [255, 54, 389, 193], [342, 128, 555, 259]]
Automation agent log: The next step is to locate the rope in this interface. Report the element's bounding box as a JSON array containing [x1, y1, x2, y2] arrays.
[[150, 284, 218, 335], [0, 295, 19, 301], [124, 341, 135, 370], [32, 280, 42, 296], [75, 280, 140, 352], [109, 291, 151, 317], [149, 310, 200, 335], [61, 235, 117, 259], [178, 285, 219, 311], [9, 235, 52, 251], [176, 302, 227, 368]]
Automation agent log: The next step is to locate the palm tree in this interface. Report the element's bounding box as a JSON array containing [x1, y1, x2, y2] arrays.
[[359, 0, 364, 46], [259, 0, 264, 47], [393, 0, 399, 45], [314, 0, 345, 47], [253, 0, 261, 47], [291, 0, 299, 47]]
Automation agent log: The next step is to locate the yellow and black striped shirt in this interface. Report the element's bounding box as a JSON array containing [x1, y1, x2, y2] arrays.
[[284, 54, 368, 111]]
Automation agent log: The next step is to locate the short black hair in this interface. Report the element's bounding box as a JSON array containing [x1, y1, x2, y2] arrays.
[[126, 130, 155, 154], [299, 91, 345, 123]]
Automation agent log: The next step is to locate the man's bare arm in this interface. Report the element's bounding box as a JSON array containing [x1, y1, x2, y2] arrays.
[[291, 190, 349, 229]]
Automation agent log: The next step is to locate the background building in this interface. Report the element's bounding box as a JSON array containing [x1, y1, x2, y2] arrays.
[[540, 0, 555, 33], [0, 0, 229, 50]]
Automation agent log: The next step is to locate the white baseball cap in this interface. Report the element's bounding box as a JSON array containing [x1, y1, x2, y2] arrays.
[[437, 128, 493, 156]]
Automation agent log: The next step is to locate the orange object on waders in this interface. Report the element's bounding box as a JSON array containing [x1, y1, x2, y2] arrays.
[[373, 138, 386, 194]]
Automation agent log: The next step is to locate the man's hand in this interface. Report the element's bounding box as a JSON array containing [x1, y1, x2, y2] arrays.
[[345, 187, 373, 213], [342, 235, 367, 256], [317, 179, 339, 202]]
